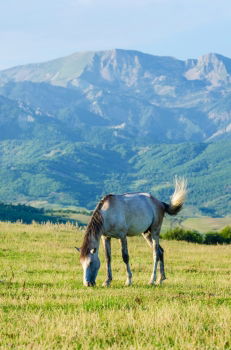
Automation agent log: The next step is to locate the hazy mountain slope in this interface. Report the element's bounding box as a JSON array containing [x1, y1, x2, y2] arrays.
[[0, 93, 82, 142], [0, 81, 83, 114], [0, 51, 95, 86], [0, 82, 216, 145]]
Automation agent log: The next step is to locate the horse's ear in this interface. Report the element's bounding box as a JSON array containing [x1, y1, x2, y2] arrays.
[[75, 247, 81, 253], [90, 248, 97, 254]]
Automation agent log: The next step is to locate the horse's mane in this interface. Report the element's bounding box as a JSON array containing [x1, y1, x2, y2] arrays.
[[80, 194, 112, 258]]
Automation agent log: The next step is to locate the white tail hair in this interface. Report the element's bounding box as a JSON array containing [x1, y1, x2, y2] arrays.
[[163, 177, 187, 215], [171, 176, 187, 208]]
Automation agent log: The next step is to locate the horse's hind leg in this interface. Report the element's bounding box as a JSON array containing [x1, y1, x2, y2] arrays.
[[101, 236, 112, 287], [142, 232, 153, 248], [158, 245, 166, 284], [146, 229, 166, 285], [120, 237, 132, 286]]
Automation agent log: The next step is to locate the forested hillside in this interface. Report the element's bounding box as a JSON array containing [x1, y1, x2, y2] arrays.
[[0, 138, 230, 216]]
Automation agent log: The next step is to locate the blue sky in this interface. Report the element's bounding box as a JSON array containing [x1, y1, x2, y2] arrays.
[[0, 0, 231, 69]]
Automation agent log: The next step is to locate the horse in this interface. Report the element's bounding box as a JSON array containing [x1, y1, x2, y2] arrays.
[[76, 177, 187, 287]]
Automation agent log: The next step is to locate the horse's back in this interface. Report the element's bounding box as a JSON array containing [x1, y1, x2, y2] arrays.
[[101, 192, 161, 237]]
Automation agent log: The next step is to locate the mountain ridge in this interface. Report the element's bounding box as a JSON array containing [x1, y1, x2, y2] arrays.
[[1, 49, 230, 138], [1, 49, 231, 87]]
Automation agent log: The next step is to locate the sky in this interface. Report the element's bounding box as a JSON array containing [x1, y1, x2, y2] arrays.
[[0, 0, 231, 70]]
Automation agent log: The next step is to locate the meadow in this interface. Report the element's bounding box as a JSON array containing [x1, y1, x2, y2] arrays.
[[0, 221, 230, 350]]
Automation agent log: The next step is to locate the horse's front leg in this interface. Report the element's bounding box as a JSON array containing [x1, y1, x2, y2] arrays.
[[120, 237, 132, 286], [101, 236, 112, 287]]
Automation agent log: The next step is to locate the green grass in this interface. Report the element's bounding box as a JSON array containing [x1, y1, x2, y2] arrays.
[[0, 222, 230, 349]]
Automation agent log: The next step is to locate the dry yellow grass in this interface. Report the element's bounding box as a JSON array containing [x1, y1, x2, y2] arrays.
[[0, 221, 230, 349]]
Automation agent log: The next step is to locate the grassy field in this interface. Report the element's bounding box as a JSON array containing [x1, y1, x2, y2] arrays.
[[0, 222, 230, 350], [182, 216, 231, 233]]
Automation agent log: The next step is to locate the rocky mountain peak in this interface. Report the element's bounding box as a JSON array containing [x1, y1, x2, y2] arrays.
[[185, 53, 231, 86]]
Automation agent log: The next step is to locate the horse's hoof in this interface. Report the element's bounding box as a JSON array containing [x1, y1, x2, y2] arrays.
[[84, 281, 96, 287], [148, 280, 156, 286], [102, 281, 111, 287], [125, 280, 132, 286], [157, 276, 167, 284]]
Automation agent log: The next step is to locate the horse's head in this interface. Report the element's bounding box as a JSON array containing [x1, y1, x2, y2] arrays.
[[76, 247, 100, 286]]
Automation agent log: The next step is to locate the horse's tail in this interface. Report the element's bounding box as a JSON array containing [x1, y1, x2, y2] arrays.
[[162, 177, 187, 216]]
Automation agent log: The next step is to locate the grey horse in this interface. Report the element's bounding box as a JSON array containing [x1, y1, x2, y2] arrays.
[[77, 177, 187, 287]]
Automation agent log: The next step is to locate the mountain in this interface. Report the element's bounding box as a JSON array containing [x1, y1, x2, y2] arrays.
[[185, 53, 231, 85], [0, 49, 230, 216], [1, 49, 231, 143]]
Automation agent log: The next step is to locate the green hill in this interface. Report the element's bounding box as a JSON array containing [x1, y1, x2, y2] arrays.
[[0, 137, 230, 217]]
